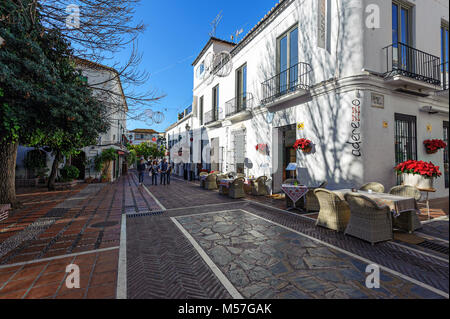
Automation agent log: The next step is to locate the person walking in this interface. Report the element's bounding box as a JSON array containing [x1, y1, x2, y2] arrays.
[[151, 160, 159, 185], [159, 158, 169, 185], [137, 158, 146, 186], [166, 162, 172, 185]]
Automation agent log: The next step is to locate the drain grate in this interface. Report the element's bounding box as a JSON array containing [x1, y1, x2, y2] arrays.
[[417, 240, 449, 255], [90, 221, 119, 228], [126, 210, 165, 218]]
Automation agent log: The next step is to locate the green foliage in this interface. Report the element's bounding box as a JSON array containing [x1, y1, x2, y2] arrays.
[[128, 142, 166, 159], [128, 149, 137, 166], [60, 165, 80, 182], [94, 148, 118, 172]]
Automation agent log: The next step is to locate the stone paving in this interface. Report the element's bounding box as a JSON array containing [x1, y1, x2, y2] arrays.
[[0, 173, 448, 299], [175, 210, 443, 299]]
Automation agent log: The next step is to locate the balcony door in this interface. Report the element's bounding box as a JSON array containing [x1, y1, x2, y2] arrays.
[[392, 1, 412, 71], [236, 64, 247, 111], [277, 26, 299, 95], [441, 22, 449, 89]]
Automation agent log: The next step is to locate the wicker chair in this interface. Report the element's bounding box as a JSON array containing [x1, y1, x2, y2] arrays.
[[389, 185, 422, 232], [360, 182, 385, 193], [314, 189, 350, 232], [216, 173, 228, 187], [199, 172, 208, 188], [305, 181, 328, 212], [205, 173, 218, 190], [251, 176, 269, 196], [344, 193, 393, 245], [229, 177, 246, 199]]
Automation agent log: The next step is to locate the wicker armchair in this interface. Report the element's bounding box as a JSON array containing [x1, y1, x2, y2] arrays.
[[305, 181, 328, 212], [229, 177, 246, 199], [314, 189, 350, 232], [360, 182, 385, 193], [344, 193, 393, 245], [205, 173, 218, 190], [216, 174, 228, 187], [251, 176, 269, 196], [389, 185, 422, 232], [199, 172, 208, 188]]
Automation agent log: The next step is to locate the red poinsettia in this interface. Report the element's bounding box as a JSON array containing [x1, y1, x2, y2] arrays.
[[394, 160, 442, 178], [423, 139, 447, 153], [293, 138, 312, 151]]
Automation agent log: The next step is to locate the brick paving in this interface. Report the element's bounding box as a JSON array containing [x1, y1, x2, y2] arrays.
[[123, 174, 448, 299], [0, 172, 448, 299], [0, 174, 157, 299]]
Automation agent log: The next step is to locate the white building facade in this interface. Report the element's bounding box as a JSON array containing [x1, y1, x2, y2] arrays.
[[166, 0, 449, 198]]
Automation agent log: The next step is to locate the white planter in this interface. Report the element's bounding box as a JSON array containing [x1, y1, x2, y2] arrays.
[[402, 173, 434, 189]]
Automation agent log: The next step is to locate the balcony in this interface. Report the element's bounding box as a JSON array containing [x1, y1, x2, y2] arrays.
[[261, 62, 312, 106], [383, 43, 441, 93], [225, 93, 254, 122], [204, 108, 222, 127]]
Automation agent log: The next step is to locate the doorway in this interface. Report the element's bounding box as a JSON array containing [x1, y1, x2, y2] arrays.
[[72, 151, 86, 180], [283, 129, 297, 181]]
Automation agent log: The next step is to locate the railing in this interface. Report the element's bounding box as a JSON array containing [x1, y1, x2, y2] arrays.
[[383, 42, 441, 86], [261, 62, 312, 105], [204, 108, 220, 125], [225, 93, 254, 117], [441, 61, 449, 90]]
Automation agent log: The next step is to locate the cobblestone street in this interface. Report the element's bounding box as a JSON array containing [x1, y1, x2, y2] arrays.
[[0, 173, 448, 299]]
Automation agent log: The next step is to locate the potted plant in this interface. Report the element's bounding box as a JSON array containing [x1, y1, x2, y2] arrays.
[[293, 138, 313, 153], [394, 160, 442, 189], [423, 139, 447, 154]]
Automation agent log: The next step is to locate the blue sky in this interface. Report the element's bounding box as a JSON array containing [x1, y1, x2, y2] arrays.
[[117, 0, 278, 133]]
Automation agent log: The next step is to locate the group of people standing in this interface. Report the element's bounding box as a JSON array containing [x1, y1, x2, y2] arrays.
[[137, 157, 172, 186]]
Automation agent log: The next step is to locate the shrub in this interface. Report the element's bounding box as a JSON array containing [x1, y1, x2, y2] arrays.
[[60, 165, 80, 181]]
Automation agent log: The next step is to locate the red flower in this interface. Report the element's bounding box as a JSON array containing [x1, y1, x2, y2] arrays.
[[293, 139, 312, 151], [424, 139, 447, 153], [395, 160, 442, 178]]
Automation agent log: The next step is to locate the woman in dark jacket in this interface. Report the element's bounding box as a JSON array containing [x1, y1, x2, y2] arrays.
[[151, 160, 159, 185], [137, 159, 146, 185]]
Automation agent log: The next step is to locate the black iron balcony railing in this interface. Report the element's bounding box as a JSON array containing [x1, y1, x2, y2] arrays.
[[441, 61, 449, 90], [383, 42, 441, 86], [204, 108, 220, 125], [261, 62, 312, 105], [225, 93, 254, 117]]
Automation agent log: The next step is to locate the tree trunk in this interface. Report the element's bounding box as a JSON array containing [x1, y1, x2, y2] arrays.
[[0, 141, 18, 206], [48, 150, 61, 191]]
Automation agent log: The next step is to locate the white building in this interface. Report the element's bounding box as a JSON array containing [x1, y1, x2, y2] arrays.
[[167, 0, 449, 198], [127, 129, 162, 146], [16, 58, 128, 183]]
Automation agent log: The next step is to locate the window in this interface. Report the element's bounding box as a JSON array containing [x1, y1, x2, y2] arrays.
[[199, 96, 204, 125], [392, 1, 412, 69], [441, 22, 449, 88], [212, 85, 219, 121], [141, 134, 144, 139], [444, 121, 449, 188], [236, 64, 247, 111], [395, 113, 417, 183], [277, 26, 299, 94]]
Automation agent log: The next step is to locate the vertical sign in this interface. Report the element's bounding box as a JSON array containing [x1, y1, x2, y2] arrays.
[[317, 0, 327, 49]]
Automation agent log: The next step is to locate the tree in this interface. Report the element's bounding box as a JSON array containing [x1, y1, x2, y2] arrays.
[[128, 142, 166, 160], [1, 0, 109, 199]]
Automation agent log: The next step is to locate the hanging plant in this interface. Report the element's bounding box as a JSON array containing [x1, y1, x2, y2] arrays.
[[293, 138, 313, 153], [423, 139, 447, 154]]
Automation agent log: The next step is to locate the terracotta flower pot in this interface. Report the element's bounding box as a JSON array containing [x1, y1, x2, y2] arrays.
[[302, 146, 312, 154]]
